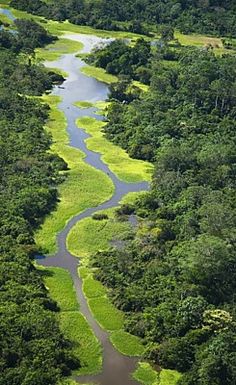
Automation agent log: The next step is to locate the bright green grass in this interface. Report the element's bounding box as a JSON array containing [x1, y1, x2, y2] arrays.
[[45, 20, 145, 39], [132, 80, 149, 92], [110, 330, 145, 356], [159, 369, 182, 385], [35, 95, 114, 254], [133, 362, 159, 385], [59, 311, 102, 375], [76, 116, 153, 182], [175, 31, 223, 48], [88, 296, 124, 331], [36, 38, 83, 61], [133, 363, 182, 385], [83, 276, 107, 298], [67, 207, 131, 258], [74, 101, 94, 109], [40, 266, 78, 312], [39, 265, 102, 376], [81, 65, 118, 84]]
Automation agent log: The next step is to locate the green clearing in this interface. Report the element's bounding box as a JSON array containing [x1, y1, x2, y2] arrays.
[[175, 31, 223, 48], [133, 362, 182, 385], [76, 116, 153, 182], [60, 311, 102, 375], [82, 275, 107, 298], [74, 101, 94, 109], [35, 95, 114, 255], [39, 265, 102, 376], [40, 266, 78, 312], [81, 65, 118, 84], [110, 330, 145, 356], [133, 362, 159, 385], [67, 207, 131, 259], [36, 38, 83, 61], [88, 296, 124, 331]]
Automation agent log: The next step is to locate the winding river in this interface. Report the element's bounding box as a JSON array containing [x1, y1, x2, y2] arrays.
[[38, 34, 148, 385], [0, 7, 149, 383]]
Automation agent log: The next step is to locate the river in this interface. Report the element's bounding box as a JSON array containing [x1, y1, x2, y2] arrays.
[[1, 7, 149, 384], [39, 33, 148, 385]]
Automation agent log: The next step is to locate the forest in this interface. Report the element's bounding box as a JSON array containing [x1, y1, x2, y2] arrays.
[[0, 20, 78, 385], [88, 34, 236, 385], [10, 0, 236, 36]]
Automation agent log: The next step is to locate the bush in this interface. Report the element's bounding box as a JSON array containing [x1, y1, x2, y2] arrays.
[[92, 213, 108, 221]]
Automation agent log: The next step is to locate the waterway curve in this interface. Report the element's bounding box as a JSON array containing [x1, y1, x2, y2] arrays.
[[36, 33, 149, 385]]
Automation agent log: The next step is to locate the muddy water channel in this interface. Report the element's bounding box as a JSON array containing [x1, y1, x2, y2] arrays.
[[36, 34, 148, 385]]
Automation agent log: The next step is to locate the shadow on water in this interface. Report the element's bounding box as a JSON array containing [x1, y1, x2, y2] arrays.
[[34, 33, 149, 385]]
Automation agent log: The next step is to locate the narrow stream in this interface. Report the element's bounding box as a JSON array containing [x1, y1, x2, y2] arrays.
[[0, 7, 149, 381]]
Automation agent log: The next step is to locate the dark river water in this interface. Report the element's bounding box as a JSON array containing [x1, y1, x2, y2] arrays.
[[0, 6, 149, 381]]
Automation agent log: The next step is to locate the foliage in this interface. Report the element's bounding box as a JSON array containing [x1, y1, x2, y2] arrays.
[[0, 27, 79, 384], [91, 45, 236, 384], [10, 0, 236, 37]]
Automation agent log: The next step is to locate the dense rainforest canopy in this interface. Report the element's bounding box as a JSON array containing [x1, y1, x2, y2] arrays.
[[0, 21, 78, 385], [10, 0, 236, 36], [88, 36, 236, 385]]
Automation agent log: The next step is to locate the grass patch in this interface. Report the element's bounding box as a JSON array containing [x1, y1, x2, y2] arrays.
[[35, 95, 114, 255], [36, 38, 83, 61], [160, 369, 182, 385], [81, 65, 118, 84], [110, 330, 145, 356], [59, 311, 102, 375], [175, 31, 222, 48], [133, 362, 159, 385], [88, 296, 124, 331], [39, 265, 102, 376], [133, 363, 182, 385], [83, 276, 107, 298], [76, 116, 153, 182], [74, 100, 94, 109], [67, 206, 131, 258], [39, 266, 78, 312]]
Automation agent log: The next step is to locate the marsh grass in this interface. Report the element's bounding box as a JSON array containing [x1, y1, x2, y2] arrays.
[[67, 207, 131, 258], [38, 265, 102, 376], [36, 38, 83, 61], [60, 311, 102, 375], [76, 116, 153, 182], [40, 266, 78, 312], [133, 362, 182, 385], [74, 101, 94, 109], [81, 65, 118, 84], [133, 362, 159, 385], [110, 330, 145, 356]]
